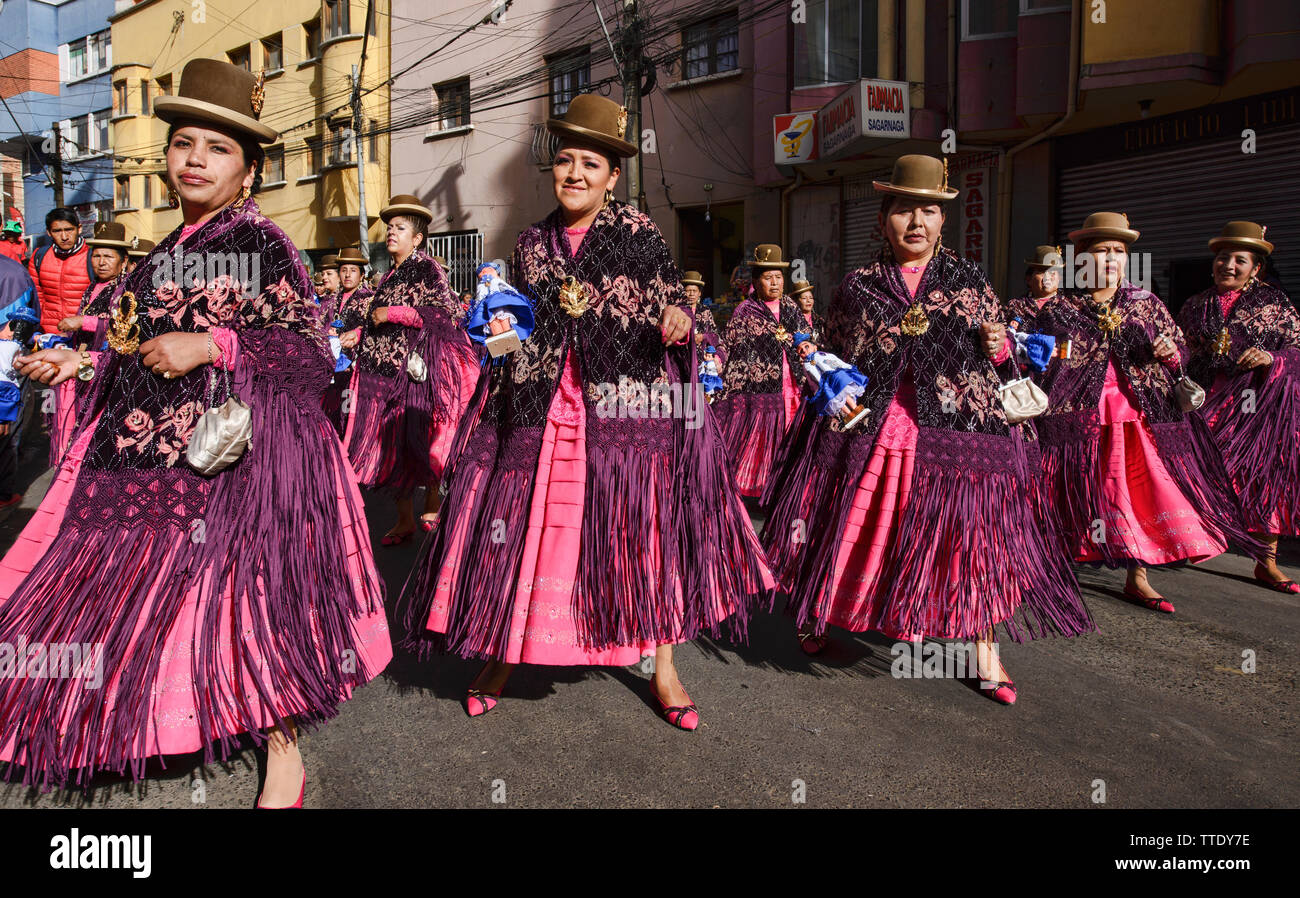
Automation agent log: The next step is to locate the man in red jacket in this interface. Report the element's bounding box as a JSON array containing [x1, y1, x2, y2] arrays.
[[28, 207, 91, 334]]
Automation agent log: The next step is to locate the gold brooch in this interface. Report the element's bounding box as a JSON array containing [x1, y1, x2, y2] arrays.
[[250, 70, 266, 118], [616, 106, 628, 140], [774, 324, 791, 345], [1094, 302, 1122, 336], [558, 276, 589, 318], [107, 291, 141, 355], [900, 302, 929, 337], [1213, 327, 1231, 357]]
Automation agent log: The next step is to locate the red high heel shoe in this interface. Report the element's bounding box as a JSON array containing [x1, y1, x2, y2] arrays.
[[796, 629, 828, 656], [1253, 563, 1300, 594], [256, 769, 305, 809], [420, 514, 439, 533], [649, 679, 699, 731], [1123, 585, 1175, 613], [465, 687, 502, 717], [380, 529, 415, 547]]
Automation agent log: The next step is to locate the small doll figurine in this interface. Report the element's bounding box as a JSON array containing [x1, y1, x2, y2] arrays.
[[1007, 317, 1059, 373], [327, 318, 352, 375], [464, 261, 535, 358], [699, 344, 724, 402], [794, 333, 870, 429]]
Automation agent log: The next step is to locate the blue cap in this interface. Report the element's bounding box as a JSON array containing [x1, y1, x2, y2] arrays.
[[793, 332, 812, 345], [476, 261, 502, 278], [7, 307, 39, 326]]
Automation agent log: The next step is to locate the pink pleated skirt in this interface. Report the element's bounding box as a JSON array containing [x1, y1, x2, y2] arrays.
[[1074, 362, 1226, 564], [0, 418, 392, 766], [732, 356, 802, 497]]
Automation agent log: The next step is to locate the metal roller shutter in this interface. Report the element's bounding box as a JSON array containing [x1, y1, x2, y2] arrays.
[[841, 169, 892, 276], [1056, 122, 1300, 314]]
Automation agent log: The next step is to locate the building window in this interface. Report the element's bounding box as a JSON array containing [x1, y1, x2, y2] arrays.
[[430, 79, 471, 132], [962, 0, 1019, 39], [69, 117, 90, 157], [328, 120, 354, 165], [683, 12, 739, 80], [263, 34, 283, 71], [793, 0, 879, 87], [264, 145, 285, 183], [304, 20, 321, 59], [115, 176, 130, 210], [114, 81, 128, 116], [140, 79, 151, 115], [367, 2, 377, 35], [156, 174, 171, 207], [1020, 0, 1068, 11], [305, 137, 323, 174], [141, 173, 152, 210], [325, 0, 350, 39], [369, 118, 379, 159], [93, 109, 111, 152], [156, 75, 172, 106], [229, 44, 251, 71], [93, 200, 113, 223], [92, 30, 110, 71], [548, 49, 590, 117], [68, 43, 87, 81]]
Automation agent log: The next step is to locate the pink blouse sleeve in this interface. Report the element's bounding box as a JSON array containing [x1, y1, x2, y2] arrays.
[[385, 305, 424, 328], [211, 326, 240, 371]]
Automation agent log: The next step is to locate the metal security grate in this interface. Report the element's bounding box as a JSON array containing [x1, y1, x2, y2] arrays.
[[426, 230, 485, 297]]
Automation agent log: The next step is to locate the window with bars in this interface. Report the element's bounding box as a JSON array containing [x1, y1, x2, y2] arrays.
[[325, 0, 350, 39], [264, 145, 285, 183], [430, 79, 471, 132], [263, 35, 283, 71], [682, 12, 739, 80], [548, 49, 590, 117], [792, 0, 879, 87]]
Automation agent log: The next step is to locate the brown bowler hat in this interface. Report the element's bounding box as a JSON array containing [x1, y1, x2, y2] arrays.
[[154, 59, 277, 143], [790, 280, 814, 298], [547, 93, 637, 159], [127, 236, 156, 258], [337, 246, 368, 266], [1209, 221, 1273, 256], [750, 244, 789, 271], [873, 155, 958, 201], [318, 254, 339, 270], [1025, 245, 1064, 269], [380, 194, 432, 223], [681, 270, 705, 287], [1068, 212, 1139, 248], [86, 220, 131, 249]]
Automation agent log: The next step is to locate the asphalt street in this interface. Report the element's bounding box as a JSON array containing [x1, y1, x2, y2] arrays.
[[0, 425, 1295, 809]]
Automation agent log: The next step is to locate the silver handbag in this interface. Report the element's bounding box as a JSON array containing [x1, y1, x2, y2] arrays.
[[1174, 370, 1206, 412], [186, 364, 252, 476], [407, 350, 428, 383], [998, 375, 1050, 424]]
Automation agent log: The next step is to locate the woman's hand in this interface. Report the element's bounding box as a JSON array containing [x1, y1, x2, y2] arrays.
[[1236, 347, 1274, 370], [339, 328, 360, 350], [139, 332, 213, 379], [979, 322, 1006, 359], [659, 305, 691, 345], [488, 317, 513, 336], [1152, 335, 1178, 362], [14, 348, 80, 385], [57, 315, 84, 334], [371, 306, 389, 325]]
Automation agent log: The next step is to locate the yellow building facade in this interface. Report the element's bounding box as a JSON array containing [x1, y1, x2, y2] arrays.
[[108, 0, 389, 264]]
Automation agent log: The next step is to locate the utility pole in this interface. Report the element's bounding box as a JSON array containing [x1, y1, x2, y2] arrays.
[[49, 121, 64, 207], [620, 0, 645, 210], [351, 64, 369, 262]]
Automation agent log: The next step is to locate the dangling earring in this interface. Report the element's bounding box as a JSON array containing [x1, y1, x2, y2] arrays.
[[604, 187, 613, 206], [167, 187, 179, 209], [934, 232, 943, 252], [236, 185, 251, 209]]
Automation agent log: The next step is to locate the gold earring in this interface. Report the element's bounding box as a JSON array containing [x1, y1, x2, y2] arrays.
[[604, 187, 613, 206], [237, 185, 251, 208], [167, 187, 179, 209]]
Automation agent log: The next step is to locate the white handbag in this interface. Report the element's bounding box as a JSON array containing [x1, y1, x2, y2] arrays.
[[186, 365, 252, 476], [998, 375, 1050, 425], [407, 350, 428, 383]]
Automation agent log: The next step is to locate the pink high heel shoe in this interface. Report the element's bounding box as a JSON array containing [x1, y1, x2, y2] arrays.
[[1253, 563, 1300, 594], [256, 769, 306, 809], [1123, 585, 1175, 614], [649, 679, 699, 731], [465, 687, 502, 718], [420, 514, 439, 533]]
